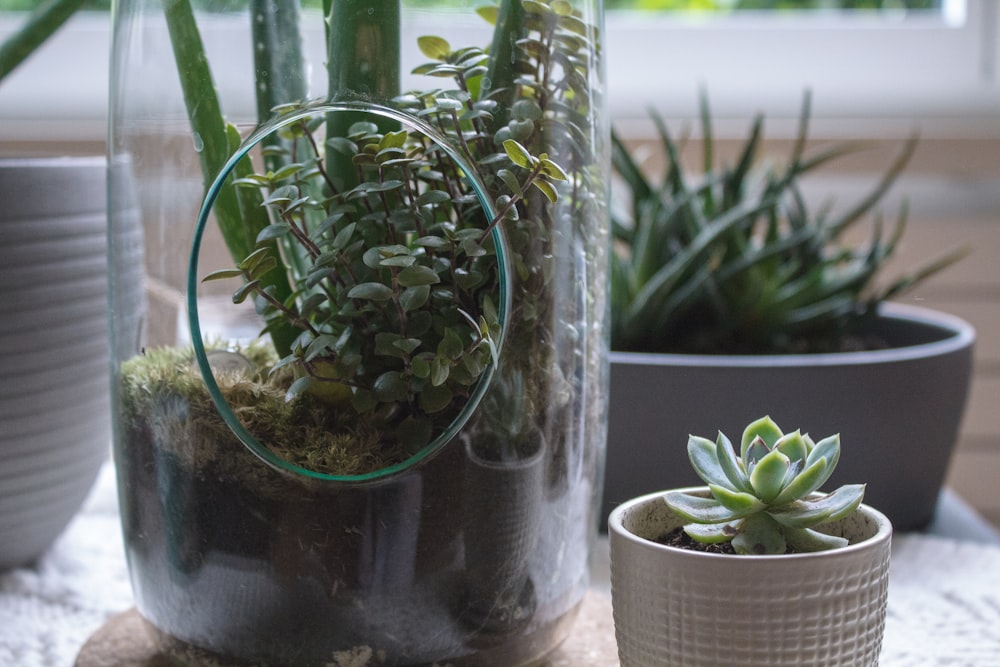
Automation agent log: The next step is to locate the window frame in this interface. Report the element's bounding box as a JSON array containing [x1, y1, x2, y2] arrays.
[[1, 0, 998, 144]]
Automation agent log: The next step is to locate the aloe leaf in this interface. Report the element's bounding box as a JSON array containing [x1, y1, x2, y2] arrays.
[[687, 435, 736, 490], [749, 448, 790, 503], [663, 492, 743, 524], [784, 526, 848, 552]]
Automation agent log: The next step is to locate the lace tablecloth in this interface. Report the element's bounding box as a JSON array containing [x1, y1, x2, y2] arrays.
[[4, 462, 1000, 667]]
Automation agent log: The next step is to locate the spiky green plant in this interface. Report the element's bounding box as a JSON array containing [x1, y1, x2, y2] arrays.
[[611, 91, 967, 355], [664, 415, 866, 554]]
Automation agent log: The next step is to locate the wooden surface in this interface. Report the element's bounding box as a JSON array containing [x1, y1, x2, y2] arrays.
[[75, 592, 619, 667]]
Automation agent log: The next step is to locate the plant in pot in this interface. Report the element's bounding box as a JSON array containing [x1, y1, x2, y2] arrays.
[[0, 0, 144, 571], [609, 415, 893, 666], [107, 0, 608, 664], [605, 91, 974, 531]]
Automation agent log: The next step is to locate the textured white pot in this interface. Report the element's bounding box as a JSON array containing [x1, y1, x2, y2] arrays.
[[0, 157, 143, 570], [609, 488, 893, 667]]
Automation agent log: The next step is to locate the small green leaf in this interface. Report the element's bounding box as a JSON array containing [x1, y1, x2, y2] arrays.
[[256, 223, 291, 243], [348, 282, 394, 301], [285, 375, 312, 403], [232, 280, 260, 304], [716, 432, 752, 493], [397, 265, 441, 287], [202, 268, 244, 282], [682, 522, 735, 545], [663, 492, 743, 525], [503, 139, 533, 169], [770, 457, 830, 506], [420, 383, 453, 414], [417, 35, 450, 60], [774, 430, 809, 463], [783, 527, 849, 552], [708, 484, 767, 517], [769, 484, 866, 528], [749, 448, 790, 503], [430, 356, 450, 387], [373, 371, 408, 402], [438, 327, 465, 360], [687, 435, 735, 490], [741, 415, 784, 459], [732, 512, 786, 555], [540, 157, 568, 181], [399, 285, 430, 311], [532, 179, 558, 203]]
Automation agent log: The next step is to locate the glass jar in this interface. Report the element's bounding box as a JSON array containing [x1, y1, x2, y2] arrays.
[[108, 0, 608, 663]]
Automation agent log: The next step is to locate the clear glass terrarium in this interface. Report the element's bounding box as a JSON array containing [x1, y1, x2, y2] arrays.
[[107, 0, 608, 663]]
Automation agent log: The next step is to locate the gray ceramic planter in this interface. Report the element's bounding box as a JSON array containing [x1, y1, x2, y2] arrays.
[[609, 488, 893, 667], [604, 302, 975, 531], [0, 157, 143, 569]]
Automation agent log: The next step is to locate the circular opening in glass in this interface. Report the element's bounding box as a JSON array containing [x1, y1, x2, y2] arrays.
[[188, 100, 511, 483]]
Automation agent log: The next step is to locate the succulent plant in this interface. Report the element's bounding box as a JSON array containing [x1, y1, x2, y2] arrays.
[[664, 415, 866, 554], [610, 91, 967, 355]]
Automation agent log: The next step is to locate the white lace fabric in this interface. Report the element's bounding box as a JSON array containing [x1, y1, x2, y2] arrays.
[[3, 462, 1000, 667]]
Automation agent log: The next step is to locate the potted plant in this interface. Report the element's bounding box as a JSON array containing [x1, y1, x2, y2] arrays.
[[605, 92, 974, 531], [107, 0, 608, 664], [0, 0, 143, 571], [609, 416, 893, 666]]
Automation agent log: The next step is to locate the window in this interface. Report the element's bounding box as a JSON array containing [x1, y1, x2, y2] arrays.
[[1, 0, 996, 143]]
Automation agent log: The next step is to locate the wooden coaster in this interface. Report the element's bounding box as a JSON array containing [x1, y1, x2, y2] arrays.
[[76, 591, 619, 666]]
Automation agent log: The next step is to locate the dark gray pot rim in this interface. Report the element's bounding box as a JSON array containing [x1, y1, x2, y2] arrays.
[[609, 303, 975, 369]]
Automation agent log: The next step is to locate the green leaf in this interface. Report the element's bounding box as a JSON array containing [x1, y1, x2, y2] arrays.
[[202, 268, 244, 282], [716, 431, 752, 493], [399, 285, 430, 311], [232, 280, 260, 304], [683, 522, 735, 545], [532, 179, 558, 203], [707, 484, 766, 517], [540, 157, 568, 181], [397, 265, 441, 287], [256, 223, 291, 243], [741, 415, 784, 459], [430, 356, 450, 387], [769, 484, 866, 528], [417, 35, 451, 60], [805, 433, 841, 471], [783, 527, 849, 552], [770, 457, 831, 506], [663, 492, 743, 524], [348, 282, 394, 301], [749, 448, 790, 503], [774, 430, 809, 463], [687, 435, 735, 490], [503, 139, 533, 169], [732, 513, 786, 555], [373, 371, 408, 402], [285, 375, 312, 403], [419, 383, 453, 414]]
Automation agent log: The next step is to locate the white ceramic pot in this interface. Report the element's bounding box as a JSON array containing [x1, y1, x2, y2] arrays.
[[609, 488, 893, 667], [0, 157, 143, 570]]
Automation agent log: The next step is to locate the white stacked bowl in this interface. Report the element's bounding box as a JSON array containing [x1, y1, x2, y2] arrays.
[[0, 157, 114, 569]]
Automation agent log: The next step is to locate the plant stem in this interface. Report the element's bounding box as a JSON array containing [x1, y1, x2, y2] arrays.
[[163, 0, 298, 357], [482, 0, 525, 130], [0, 0, 85, 82], [325, 0, 401, 191]]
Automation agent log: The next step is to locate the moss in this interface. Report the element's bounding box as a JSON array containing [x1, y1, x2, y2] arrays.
[[118, 343, 410, 479]]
